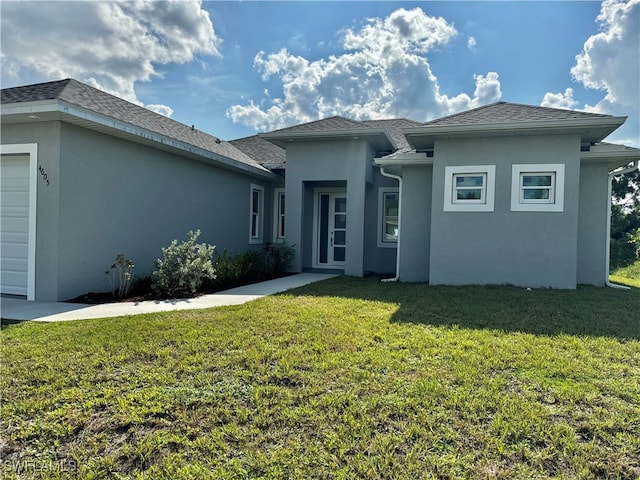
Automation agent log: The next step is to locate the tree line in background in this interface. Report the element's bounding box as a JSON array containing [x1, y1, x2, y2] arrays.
[[611, 169, 640, 269]]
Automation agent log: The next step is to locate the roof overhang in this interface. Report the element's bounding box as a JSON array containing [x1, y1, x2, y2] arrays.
[[373, 151, 432, 176], [260, 127, 397, 151], [581, 143, 640, 171], [403, 117, 627, 150], [1, 100, 279, 181]]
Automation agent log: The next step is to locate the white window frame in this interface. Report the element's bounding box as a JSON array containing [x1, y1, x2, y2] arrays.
[[272, 188, 285, 243], [444, 165, 496, 212], [511, 164, 565, 212], [377, 188, 399, 248], [249, 184, 264, 244]]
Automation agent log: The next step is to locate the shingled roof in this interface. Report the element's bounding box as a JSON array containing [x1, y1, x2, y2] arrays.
[[1, 78, 268, 173], [231, 135, 286, 170], [361, 118, 423, 152], [423, 101, 615, 126], [402, 101, 626, 150], [261, 115, 422, 153], [266, 116, 369, 134]]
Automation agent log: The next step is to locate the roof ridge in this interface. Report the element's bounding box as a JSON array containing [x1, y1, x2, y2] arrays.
[[362, 118, 422, 125], [495, 100, 613, 118], [421, 102, 504, 125], [421, 101, 617, 128]]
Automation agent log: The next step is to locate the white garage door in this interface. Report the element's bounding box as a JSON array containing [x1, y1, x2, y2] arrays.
[[1, 154, 30, 296]]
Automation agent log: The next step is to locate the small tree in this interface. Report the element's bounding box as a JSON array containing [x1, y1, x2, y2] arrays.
[[611, 169, 640, 269], [151, 230, 216, 298]]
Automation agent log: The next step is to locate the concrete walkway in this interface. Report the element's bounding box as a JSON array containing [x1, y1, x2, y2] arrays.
[[1, 273, 337, 322]]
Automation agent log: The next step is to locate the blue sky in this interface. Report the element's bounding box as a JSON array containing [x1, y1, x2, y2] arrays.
[[1, 1, 638, 145]]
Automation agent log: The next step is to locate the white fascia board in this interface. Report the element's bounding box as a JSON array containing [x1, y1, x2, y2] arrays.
[[0, 100, 61, 115], [4, 100, 277, 181], [581, 147, 640, 160], [581, 145, 640, 170], [260, 127, 397, 150], [403, 117, 627, 139], [374, 152, 431, 167]]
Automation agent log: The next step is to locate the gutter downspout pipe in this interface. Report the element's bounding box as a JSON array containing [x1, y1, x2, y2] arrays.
[[606, 160, 639, 289], [379, 167, 402, 282]]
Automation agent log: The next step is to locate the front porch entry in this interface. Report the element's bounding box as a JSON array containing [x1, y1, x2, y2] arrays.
[[313, 189, 347, 269]]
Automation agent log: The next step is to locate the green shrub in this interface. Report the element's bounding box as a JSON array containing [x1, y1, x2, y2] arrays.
[[212, 250, 262, 290], [212, 244, 295, 290], [263, 242, 295, 277], [151, 230, 216, 298], [610, 228, 640, 270]]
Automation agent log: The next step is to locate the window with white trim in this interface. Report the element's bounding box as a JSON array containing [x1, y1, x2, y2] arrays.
[[444, 165, 496, 212], [511, 164, 565, 212], [249, 184, 264, 243], [378, 188, 399, 247], [273, 188, 285, 243], [453, 173, 487, 203]]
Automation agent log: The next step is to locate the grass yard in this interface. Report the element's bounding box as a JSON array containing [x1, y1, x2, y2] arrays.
[[611, 259, 640, 288], [1, 278, 639, 479]]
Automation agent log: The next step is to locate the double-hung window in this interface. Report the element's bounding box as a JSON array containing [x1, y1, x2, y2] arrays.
[[378, 188, 399, 247], [444, 165, 496, 212], [511, 164, 564, 212], [249, 184, 264, 243]]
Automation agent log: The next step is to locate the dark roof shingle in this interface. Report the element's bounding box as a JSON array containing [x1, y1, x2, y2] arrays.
[[262, 115, 422, 152], [231, 135, 286, 169], [423, 101, 614, 127], [362, 118, 423, 152]]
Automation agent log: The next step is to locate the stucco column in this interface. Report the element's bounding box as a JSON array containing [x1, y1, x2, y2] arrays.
[[284, 176, 303, 272]]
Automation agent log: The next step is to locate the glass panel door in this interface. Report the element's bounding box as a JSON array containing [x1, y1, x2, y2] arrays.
[[330, 196, 347, 264], [316, 192, 347, 267]]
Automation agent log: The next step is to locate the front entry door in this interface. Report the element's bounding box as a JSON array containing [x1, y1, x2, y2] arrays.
[[316, 192, 347, 267]]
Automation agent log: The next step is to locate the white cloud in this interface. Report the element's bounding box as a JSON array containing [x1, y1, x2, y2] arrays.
[[541, 0, 639, 146], [541, 88, 579, 110], [0, 0, 220, 115], [571, 0, 639, 112], [145, 104, 175, 117], [227, 8, 501, 131], [467, 36, 477, 50]]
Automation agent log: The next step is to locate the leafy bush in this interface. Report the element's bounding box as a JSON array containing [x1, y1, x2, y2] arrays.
[[105, 254, 134, 298], [212, 250, 262, 290], [263, 242, 295, 277], [151, 230, 216, 298], [212, 243, 295, 290]]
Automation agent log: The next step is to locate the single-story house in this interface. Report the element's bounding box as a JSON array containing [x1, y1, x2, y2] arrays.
[[1, 78, 638, 300], [1, 79, 282, 301]]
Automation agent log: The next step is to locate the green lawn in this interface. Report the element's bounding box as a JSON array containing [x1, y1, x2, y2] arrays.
[[611, 259, 640, 288], [2, 278, 639, 479]]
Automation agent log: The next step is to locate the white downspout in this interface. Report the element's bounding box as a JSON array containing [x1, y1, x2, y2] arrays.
[[379, 167, 402, 282], [606, 160, 639, 289]]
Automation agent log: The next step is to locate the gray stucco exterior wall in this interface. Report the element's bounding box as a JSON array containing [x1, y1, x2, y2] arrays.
[[2, 122, 62, 300], [576, 161, 609, 285], [2, 122, 274, 301], [363, 174, 398, 276], [284, 139, 395, 277], [428, 135, 581, 289], [399, 166, 432, 282]]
